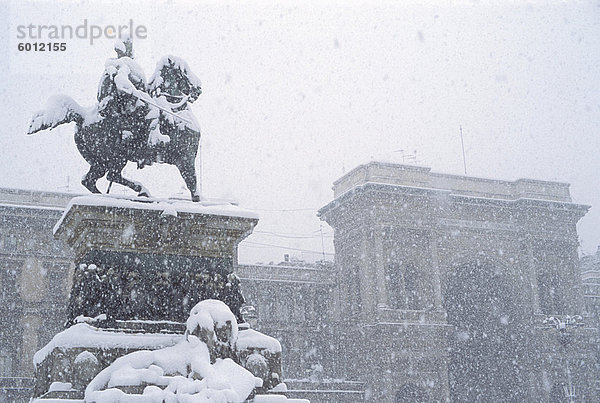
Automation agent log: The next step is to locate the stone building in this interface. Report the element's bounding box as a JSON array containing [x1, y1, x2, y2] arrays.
[[0, 188, 75, 401], [582, 247, 600, 324], [0, 161, 597, 402], [581, 246, 600, 393], [237, 260, 334, 379], [0, 188, 352, 401], [318, 161, 596, 401]]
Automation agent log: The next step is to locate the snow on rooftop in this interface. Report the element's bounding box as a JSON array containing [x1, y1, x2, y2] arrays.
[[53, 194, 259, 234]]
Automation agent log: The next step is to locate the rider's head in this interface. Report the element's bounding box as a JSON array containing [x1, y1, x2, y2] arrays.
[[115, 36, 134, 58]]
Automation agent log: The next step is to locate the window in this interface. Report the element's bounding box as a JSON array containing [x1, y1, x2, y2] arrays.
[[47, 266, 68, 300], [404, 263, 420, 310], [386, 262, 421, 310], [0, 351, 12, 377], [386, 262, 404, 309], [4, 235, 17, 251], [0, 267, 19, 301]]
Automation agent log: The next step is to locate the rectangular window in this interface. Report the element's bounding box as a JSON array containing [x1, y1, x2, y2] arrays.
[[0, 267, 19, 301], [47, 267, 67, 300], [0, 352, 12, 377], [4, 235, 17, 251]]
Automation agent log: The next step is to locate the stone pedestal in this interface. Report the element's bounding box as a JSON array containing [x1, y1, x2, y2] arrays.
[[55, 195, 258, 324], [33, 195, 284, 400]]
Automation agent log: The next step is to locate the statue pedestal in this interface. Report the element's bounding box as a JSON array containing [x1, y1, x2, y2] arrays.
[[54, 195, 258, 324], [33, 195, 282, 400]]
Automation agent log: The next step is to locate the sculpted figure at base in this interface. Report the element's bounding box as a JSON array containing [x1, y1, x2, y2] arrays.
[[27, 38, 203, 202]]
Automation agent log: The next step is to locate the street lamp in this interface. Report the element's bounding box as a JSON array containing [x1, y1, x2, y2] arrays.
[[543, 315, 585, 402]]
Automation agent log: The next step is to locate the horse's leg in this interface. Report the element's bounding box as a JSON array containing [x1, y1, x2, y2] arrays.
[[106, 169, 151, 198], [81, 164, 106, 193], [175, 157, 200, 202]]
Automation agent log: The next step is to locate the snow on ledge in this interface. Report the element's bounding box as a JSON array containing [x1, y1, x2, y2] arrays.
[[33, 323, 183, 366], [54, 194, 259, 234], [236, 329, 282, 354], [253, 395, 309, 403]]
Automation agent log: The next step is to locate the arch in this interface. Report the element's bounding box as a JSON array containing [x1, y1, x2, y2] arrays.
[[549, 383, 566, 403], [443, 259, 528, 401], [446, 253, 515, 277], [395, 383, 428, 403]]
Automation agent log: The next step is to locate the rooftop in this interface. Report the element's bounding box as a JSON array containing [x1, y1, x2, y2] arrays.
[[0, 187, 79, 209], [332, 161, 573, 202]]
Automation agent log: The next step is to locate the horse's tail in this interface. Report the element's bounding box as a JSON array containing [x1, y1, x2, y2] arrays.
[[27, 95, 86, 135]]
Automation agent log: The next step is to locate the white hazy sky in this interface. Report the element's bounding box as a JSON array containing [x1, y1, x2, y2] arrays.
[[1, 0, 599, 264]]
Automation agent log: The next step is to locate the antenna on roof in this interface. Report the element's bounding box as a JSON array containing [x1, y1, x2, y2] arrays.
[[58, 176, 72, 192], [394, 149, 418, 164], [460, 126, 467, 175], [320, 223, 326, 261]]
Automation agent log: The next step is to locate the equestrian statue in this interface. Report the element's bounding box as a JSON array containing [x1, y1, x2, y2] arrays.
[[27, 38, 203, 202]]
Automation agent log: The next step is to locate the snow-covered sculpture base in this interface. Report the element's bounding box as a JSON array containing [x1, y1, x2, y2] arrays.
[[33, 300, 287, 402], [32, 195, 291, 401]]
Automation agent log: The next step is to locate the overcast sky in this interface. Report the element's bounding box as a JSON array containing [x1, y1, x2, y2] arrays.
[[1, 0, 599, 264]]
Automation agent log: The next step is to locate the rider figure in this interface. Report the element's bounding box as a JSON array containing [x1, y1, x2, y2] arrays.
[[97, 37, 151, 165]]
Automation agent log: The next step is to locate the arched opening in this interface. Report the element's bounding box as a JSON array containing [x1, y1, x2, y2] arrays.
[[549, 383, 566, 403], [444, 259, 528, 401], [395, 383, 428, 402]]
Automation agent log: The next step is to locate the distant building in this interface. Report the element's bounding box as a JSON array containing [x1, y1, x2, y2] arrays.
[[0, 188, 75, 401], [237, 260, 334, 379], [581, 246, 600, 394], [318, 162, 597, 401], [582, 246, 600, 322], [0, 161, 598, 402], [0, 188, 353, 402]]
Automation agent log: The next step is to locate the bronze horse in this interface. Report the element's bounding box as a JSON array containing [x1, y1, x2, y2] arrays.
[[28, 56, 203, 202]]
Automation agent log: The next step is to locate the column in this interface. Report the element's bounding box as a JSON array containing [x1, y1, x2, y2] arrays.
[[429, 232, 443, 309], [527, 241, 541, 314], [359, 234, 374, 313], [374, 229, 388, 309]]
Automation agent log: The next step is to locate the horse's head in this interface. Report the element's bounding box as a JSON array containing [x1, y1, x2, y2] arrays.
[[149, 55, 202, 105]]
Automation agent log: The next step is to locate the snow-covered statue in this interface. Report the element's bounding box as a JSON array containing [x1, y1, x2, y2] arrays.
[[84, 299, 285, 402], [27, 38, 203, 202], [96, 38, 148, 159]]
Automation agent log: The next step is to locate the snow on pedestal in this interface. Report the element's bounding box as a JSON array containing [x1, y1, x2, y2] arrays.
[[53, 195, 258, 325], [84, 300, 261, 402], [32, 195, 292, 401]]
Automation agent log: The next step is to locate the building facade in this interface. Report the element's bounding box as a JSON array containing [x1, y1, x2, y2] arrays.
[[0, 188, 348, 401], [318, 162, 596, 401], [0, 189, 75, 401], [581, 246, 600, 394], [582, 247, 600, 324], [0, 161, 597, 402]]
